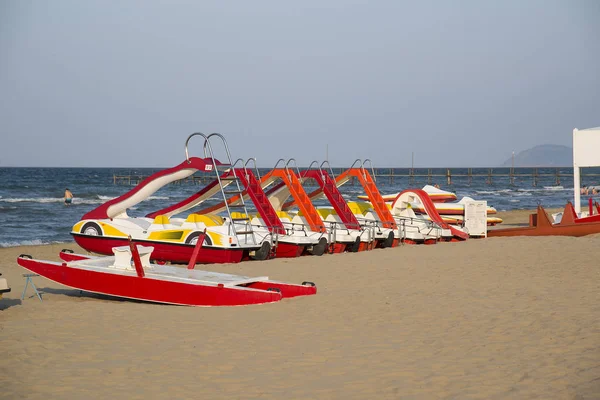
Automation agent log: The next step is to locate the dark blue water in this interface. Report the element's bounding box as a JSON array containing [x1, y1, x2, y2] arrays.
[[1, 167, 599, 247]]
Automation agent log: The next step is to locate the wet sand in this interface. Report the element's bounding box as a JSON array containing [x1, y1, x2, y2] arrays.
[[1, 209, 599, 399]]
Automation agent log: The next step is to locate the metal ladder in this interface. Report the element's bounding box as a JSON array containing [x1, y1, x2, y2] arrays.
[[185, 132, 256, 246], [243, 157, 279, 256], [361, 158, 403, 244]]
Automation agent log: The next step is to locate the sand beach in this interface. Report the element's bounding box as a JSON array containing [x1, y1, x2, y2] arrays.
[[1, 209, 599, 399]]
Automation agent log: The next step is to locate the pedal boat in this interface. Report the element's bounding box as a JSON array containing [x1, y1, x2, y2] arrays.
[[72, 133, 269, 264], [488, 201, 600, 237], [274, 160, 399, 251], [17, 245, 317, 307], [390, 190, 469, 242], [358, 185, 458, 203]]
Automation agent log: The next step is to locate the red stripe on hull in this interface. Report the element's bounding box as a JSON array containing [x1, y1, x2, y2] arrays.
[[274, 242, 306, 258], [72, 235, 246, 264], [358, 242, 371, 252], [330, 243, 347, 254], [17, 258, 282, 306]]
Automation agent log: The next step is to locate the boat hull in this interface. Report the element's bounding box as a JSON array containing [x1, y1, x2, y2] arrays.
[[17, 258, 280, 306], [487, 203, 600, 237], [487, 225, 600, 237], [72, 234, 247, 264]]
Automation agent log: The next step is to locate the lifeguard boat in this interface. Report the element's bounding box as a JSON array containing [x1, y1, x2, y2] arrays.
[[17, 244, 316, 307]]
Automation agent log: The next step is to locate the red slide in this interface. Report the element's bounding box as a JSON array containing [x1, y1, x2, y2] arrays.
[[396, 189, 469, 241]]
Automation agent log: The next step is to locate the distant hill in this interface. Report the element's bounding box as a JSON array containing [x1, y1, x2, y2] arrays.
[[501, 144, 572, 167]]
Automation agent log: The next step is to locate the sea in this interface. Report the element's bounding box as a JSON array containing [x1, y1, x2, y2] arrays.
[[1, 166, 599, 248]]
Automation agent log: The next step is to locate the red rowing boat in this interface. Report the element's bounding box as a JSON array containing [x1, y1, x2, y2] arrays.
[[17, 244, 317, 307]]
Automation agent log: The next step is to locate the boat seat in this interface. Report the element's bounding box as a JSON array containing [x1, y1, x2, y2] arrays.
[[230, 212, 248, 220], [316, 208, 335, 220], [325, 213, 345, 224], [276, 211, 293, 221], [147, 215, 174, 231], [347, 202, 372, 216], [181, 214, 224, 230], [363, 211, 381, 222], [112, 245, 154, 270], [250, 216, 264, 225], [291, 215, 310, 230], [125, 218, 152, 230]]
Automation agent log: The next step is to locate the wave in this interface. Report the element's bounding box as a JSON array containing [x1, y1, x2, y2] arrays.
[[0, 197, 65, 203], [0, 195, 171, 205], [97, 195, 170, 201], [543, 186, 569, 191], [0, 239, 69, 248], [510, 191, 533, 197], [0, 197, 106, 205], [475, 189, 512, 195]]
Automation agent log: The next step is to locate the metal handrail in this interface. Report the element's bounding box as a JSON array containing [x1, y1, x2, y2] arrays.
[[363, 159, 376, 182], [272, 158, 286, 170], [202, 132, 255, 245], [185, 132, 209, 163], [283, 158, 302, 182], [307, 161, 319, 170], [349, 159, 363, 170], [203, 133, 231, 161], [284, 158, 302, 176], [319, 160, 336, 182], [244, 157, 261, 181]]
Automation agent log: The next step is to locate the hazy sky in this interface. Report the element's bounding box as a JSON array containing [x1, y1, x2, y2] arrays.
[[1, 0, 598, 168]]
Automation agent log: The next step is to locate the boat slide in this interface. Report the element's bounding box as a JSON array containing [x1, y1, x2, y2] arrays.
[[279, 160, 400, 248], [347, 200, 443, 244], [390, 190, 469, 241], [263, 160, 381, 252], [259, 161, 368, 253], [197, 159, 377, 253], [148, 158, 329, 258]]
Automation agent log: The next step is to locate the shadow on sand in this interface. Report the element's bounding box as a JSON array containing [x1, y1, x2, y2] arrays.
[[0, 298, 22, 311]]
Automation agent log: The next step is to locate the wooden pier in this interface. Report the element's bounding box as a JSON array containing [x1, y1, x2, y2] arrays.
[[113, 167, 600, 187]]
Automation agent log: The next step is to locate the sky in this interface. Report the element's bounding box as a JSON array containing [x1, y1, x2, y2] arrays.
[[1, 0, 599, 168]]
